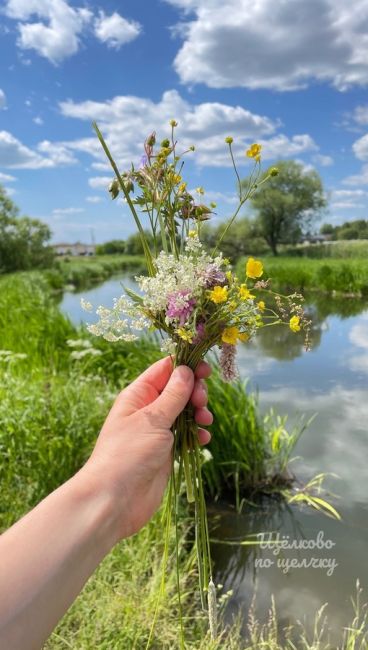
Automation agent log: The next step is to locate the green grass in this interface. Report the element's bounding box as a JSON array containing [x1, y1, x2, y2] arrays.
[[285, 239, 368, 259], [236, 256, 368, 296]]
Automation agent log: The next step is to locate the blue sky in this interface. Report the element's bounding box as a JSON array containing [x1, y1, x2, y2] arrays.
[[1, 0, 368, 243]]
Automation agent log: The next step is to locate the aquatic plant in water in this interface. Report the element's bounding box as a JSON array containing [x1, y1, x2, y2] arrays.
[[84, 122, 310, 645]]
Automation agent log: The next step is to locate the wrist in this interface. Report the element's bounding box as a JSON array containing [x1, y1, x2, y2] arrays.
[[71, 464, 124, 550]]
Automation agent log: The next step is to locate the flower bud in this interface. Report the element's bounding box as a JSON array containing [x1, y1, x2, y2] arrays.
[[108, 178, 120, 200], [270, 166, 279, 177], [225, 136, 233, 144], [189, 145, 195, 151], [161, 138, 170, 148], [170, 119, 178, 127], [146, 132, 156, 147]]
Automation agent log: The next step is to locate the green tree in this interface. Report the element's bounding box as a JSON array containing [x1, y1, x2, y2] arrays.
[[96, 239, 126, 255], [0, 185, 54, 272], [248, 160, 327, 255], [200, 217, 267, 261]]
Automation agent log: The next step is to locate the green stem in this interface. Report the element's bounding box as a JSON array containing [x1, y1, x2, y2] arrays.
[[93, 122, 155, 276]]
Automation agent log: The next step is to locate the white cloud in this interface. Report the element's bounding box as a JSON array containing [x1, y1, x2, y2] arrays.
[[312, 154, 334, 167], [353, 105, 368, 125], [166, 0, 368, 91], [86, 195, 103, 203], [60, 89, 317, 168], [4, 0, 92, 64], [0, 130, 78, 169], [0, 130, 51, 168], [94, 11, 141, 49], [343, 165, 368, 186], [37, 140, 77, 165], [330, 189, 368, 209], [352, 134, 368, 161], [0, 172, 16, 182], [88, 176, 112, 190], [52, 206, 84, 215], [0, 89, 6, 109], [4, 0, 142, 64], [33, 116, 43, 125]]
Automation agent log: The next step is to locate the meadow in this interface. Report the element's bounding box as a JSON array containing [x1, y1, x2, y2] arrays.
[[1, 270, 367, 648]]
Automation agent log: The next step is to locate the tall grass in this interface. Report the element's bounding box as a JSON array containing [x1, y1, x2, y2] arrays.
[[236, 256, 368, 296]]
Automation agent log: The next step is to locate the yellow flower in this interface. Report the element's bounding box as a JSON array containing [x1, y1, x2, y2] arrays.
[[188, 230, 197, 238], [289, 316, 301, 333], [221, 326, 249, 344], [226, 270, 233, 282], [196, 186, 205, 195], [208, 285, 228, 304], [178, 182, 187, 193], [176, 327, 193, 342], [238, 284, 255, 300], [257, 300, 266, 312], [172, 173, 182, 185], [246, 143, 262, 159], [246, 257, 263, 279]]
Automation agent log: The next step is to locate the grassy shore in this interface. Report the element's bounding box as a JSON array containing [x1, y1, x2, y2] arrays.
[[236, 255, 368, 296], [0, 272, 365, 648], [45, 254, 145, 291]]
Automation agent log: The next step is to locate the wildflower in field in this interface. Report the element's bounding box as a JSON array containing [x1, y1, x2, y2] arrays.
[[246, 257, 263, 279], [208, 285, 228, 304], [166, 290, 196, 325], [175, 327, 194, 343], [221, 326, 248, 344], [289, 315, 301, 332], [246, 143, 262, 161], [238, 284, 255, 300]]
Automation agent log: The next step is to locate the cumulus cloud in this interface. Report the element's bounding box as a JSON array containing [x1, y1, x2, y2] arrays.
[[330, 189, 368, 209], [0, 130, 78, 169], [0, 171, 16, 182], [4, 0, 140, 64], [353, 105, 368, 125], [4, 0, 92, 64], [0, 89, 6, 109], [343, 165, 368, 186], [166, 0, 368, 91], [88, 176, 112, 190], [352, 134, 368, 161], [60, 89, 317, 168], [312, 154, 334, 167], [94, 11, 141, 49]]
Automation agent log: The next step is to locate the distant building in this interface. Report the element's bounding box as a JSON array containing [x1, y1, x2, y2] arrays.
[[53, 242, 96, 256], [299, 234, 330, 245]]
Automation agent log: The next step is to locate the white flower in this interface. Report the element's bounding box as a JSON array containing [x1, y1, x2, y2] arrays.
[[81, 298, 93, 312], [160, 338, 177, 355]]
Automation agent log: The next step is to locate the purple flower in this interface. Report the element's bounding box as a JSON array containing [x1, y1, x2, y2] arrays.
[[201, 264, 226, 288], [139, 154, 148, 168], [166, 290, 196, 326], [192, 320, 206, 344]]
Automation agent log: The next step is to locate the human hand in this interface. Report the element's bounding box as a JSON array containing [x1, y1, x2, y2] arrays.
[[81, 356, 212, 543]]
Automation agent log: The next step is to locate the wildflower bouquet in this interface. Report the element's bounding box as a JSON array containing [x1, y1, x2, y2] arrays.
[[85, 121, 309, 642]]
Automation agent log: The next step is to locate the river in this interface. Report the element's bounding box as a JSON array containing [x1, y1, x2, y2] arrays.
[[61, 274, 368, 641]]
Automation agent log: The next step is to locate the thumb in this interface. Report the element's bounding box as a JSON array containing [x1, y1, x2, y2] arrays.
[[145, 365, 194, 427]]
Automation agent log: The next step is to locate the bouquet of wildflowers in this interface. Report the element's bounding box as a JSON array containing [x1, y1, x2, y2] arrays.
[[84, 121, 309, 642]]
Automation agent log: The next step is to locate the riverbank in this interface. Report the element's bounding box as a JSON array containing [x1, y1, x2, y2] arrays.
[[236, 255, 368, 296], [45, 254, 145, 291]]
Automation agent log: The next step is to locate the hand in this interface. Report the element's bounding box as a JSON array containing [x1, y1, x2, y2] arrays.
[[81, 356, 213, 542]]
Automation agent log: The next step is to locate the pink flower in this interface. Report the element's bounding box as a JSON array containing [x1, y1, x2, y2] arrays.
[[201, 264, 226, 288], [166, 290, 196, 326]]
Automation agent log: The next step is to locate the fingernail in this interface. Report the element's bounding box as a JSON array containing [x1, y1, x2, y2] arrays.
[[174, 365, 193, 381]]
